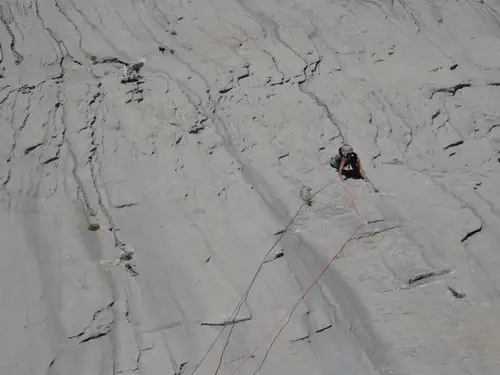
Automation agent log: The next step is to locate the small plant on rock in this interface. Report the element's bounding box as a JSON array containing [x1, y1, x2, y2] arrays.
[[300, 185, 314, 206], [87, 223, 101, 231]]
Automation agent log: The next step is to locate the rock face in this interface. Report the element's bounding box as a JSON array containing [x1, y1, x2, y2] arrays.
[[1, 0, 500, 374]]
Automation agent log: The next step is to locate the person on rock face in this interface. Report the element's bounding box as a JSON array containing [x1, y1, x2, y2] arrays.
[[330, 145, 373, 185]]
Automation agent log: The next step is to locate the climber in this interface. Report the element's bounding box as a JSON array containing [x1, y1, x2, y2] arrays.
[[330, 144, 373, 185]]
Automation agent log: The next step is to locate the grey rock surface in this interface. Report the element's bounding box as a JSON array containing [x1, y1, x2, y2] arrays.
[[1, 0, 500, 374]]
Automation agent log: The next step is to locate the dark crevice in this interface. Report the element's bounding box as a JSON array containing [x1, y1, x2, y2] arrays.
[[92, 302, 115, 320], [24, 142, 43, 155], [430, 83, 472, 98], [461, 225, 482, 243], [200, 316, 251, 327], [68, 331, 85, 340], [48, 358, 56, 369], [113, 202, 139, 209], [443, 140, 464, 150], [90, 56, 128, 66], [408, 269, 451, 286], [264, 250, 284, 263], [408, 271, 436, 285], [0, 5, 24, 64], [42, 156, 59, 165], [278, 152, 289, 161], [290, 334, 310, 343], [487, 124, 499, 134], [315, 324, 332, 333], [448, 286, 466, 299], [174, 361, 188, 375], [355, 225, 399, 239], [79, 331, 109, 344]]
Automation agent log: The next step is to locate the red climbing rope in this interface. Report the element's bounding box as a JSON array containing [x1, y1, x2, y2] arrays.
[[341, 178, 365, 224], [228, 179, 366, 375]]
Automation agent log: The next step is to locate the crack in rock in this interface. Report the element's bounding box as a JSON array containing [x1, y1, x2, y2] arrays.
[[290, 334, 311, 343], [264, 249, 284, 263], [90, 56, 128, 66], [68, 302, 115, 344], [408, 269, 451, 286], [174, 361, 188, 375], [24, 142, 43, 155], [461, 224, 482, 242], [354, 225, 399, 239], [429, 83, 472, 98], [200, 316, 251, 326], [48, 358, 56, 370], [448, 286, 466, 299], [278, 152, 290, 161], [189, 122, 206, 134], [315, 324, 332, 334], [42, 156, 59, 165], [487, 123, 500, 134], [79, 330, 110, 344], [443, 140, 464, 150]]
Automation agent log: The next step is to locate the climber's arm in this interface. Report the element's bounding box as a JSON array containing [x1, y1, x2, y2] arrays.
[[338, 158, 346, 180]]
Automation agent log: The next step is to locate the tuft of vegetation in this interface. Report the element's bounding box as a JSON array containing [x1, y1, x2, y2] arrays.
[[299, 186, 314, 206], [87, 223, 100, 231]]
